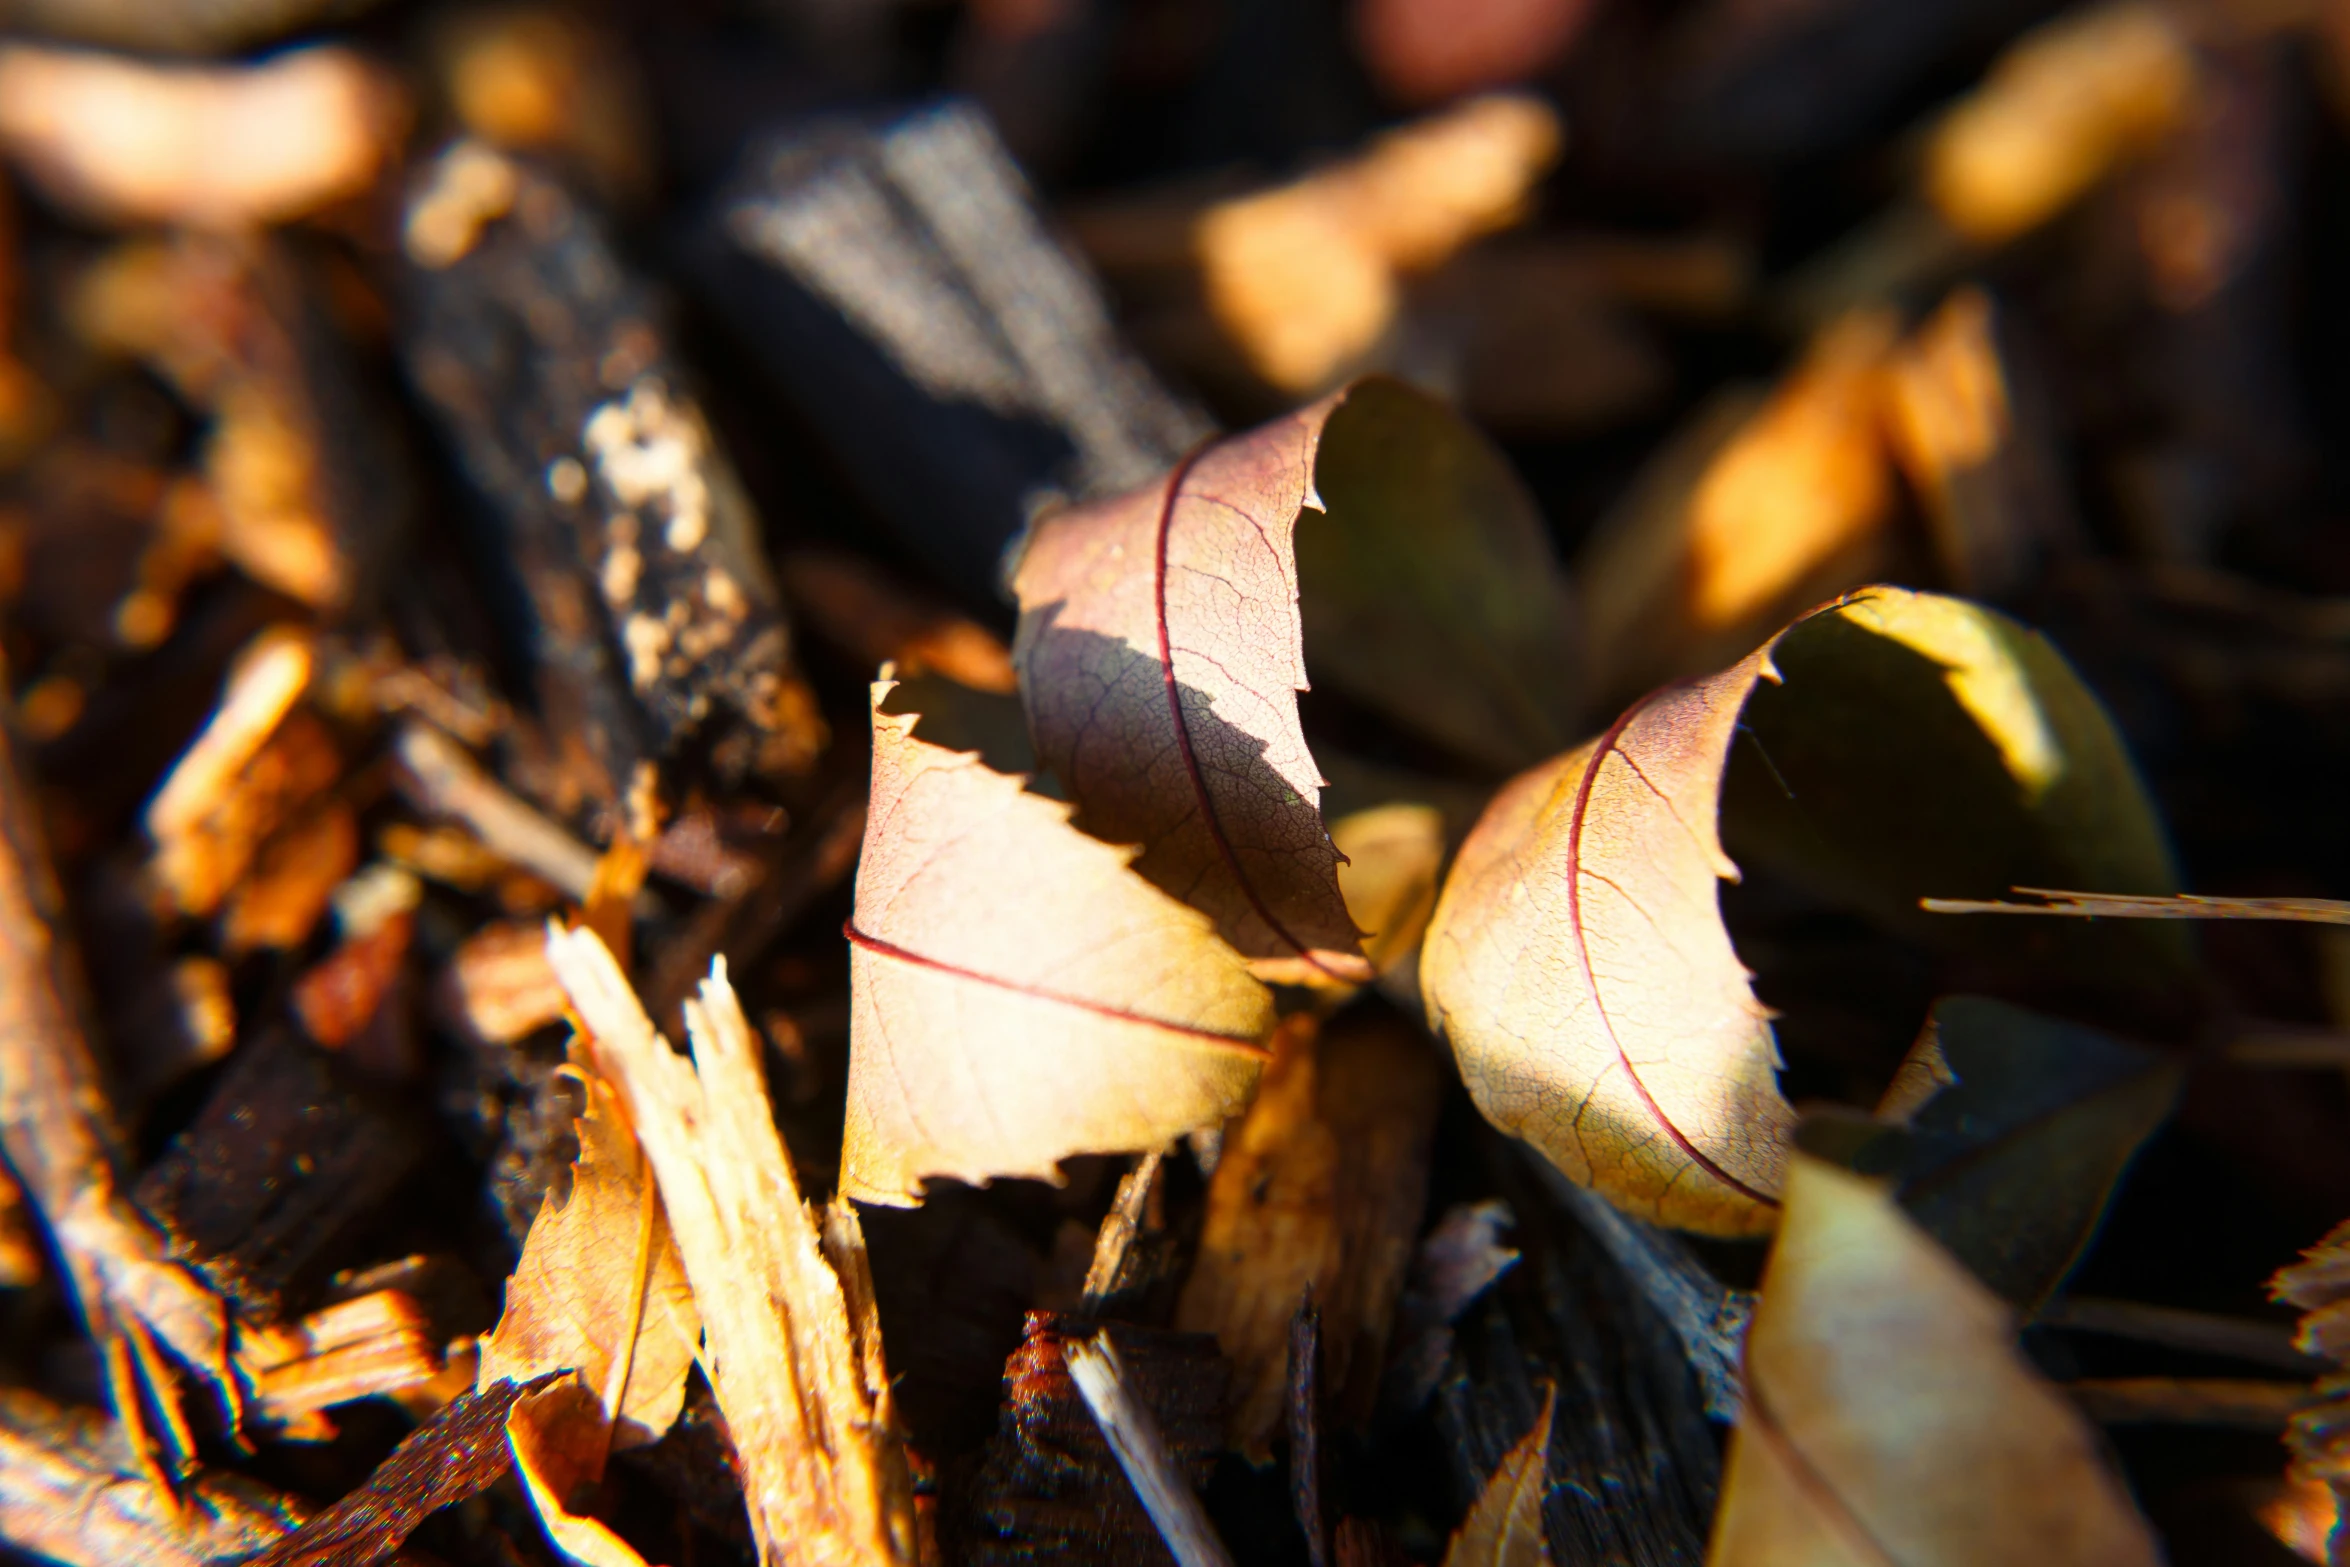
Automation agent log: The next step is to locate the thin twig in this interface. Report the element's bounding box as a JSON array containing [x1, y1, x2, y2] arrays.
[[1924, 887, 2350, 925], [1066, 1330, 1238, 1567], [2065, 1376, 2308, 1429], [390, 723, 604, 900], [2039, 1296, 2321, 1373]]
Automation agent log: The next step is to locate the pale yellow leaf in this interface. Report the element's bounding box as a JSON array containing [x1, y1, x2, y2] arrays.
[[477, 1070, 698, 1451], [1421, 635, 1794, 1237], [842, 677, 1273, 1206], [1708, 1155, 2162, 1567]]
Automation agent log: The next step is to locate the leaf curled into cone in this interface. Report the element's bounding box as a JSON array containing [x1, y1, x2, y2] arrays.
[[843, 677, 1274, 1206], [1709, 1154, 2160, 1566], [1421, 633, 1794, 1237], [1011, 391, 1370, 987]]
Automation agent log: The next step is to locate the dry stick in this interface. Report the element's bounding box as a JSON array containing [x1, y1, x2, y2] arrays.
[[0, 701, 236, 1484], [2065, 1377, 2309, 1429], [2225, 1026, 2350, 1069], [1066, 1330, 1239, 1567]]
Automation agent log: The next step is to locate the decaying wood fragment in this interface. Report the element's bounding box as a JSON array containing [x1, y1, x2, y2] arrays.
[[0, 1387, 300, 1567], [0, 684, 237, 1480], [241, 1287, 451, 1440], [549, 927, 916, 1566], [393, 721, 605, 899], [1176, 1007, 1442, 1457], [1067, 1331, 1238, 1567], [1081, 1148, 1169, 1315], [401, 140, 820, 805], [688, 99, 1212, 598], [1430, 1136, 1721, 1567], [135, 1028, 421, 1320], [957, 1312, 1229, 1567]]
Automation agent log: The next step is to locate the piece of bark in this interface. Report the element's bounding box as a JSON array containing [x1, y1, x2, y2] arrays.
[[400, 139, 819, 807], [135, 1027, 422, 1321], [1176, 1006, 1442, 1456], [0, 690, 236, 1479], [0, 1387, 300, 1567], [684, 99, 1211, 600], [1389, 1200, 1522, 1409], [253, 1371, 560, 1567], [1429, 1137, 1721, 1567], [955, 1312, 1229, 1567]]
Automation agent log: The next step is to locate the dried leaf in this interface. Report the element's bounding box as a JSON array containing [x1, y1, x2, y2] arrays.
[[1421, 627, 1795, 1236], [1331, 804, 1447, 990], [1867, 997, 2181, 1312], [1176, 1008, 1442, 1456], [507, 1376, 657, 1567], [1295, 375, 1579, 775], [478, 1068, 699, 1452], [1708, 1155, 2161, 1567], [1442, 1385, 1555, 1567], [548, 928, 917, 1565], [256, 1372, 560, 1567], [842, 676, 1273, 1205], [1012, 391, 1371, 986]]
